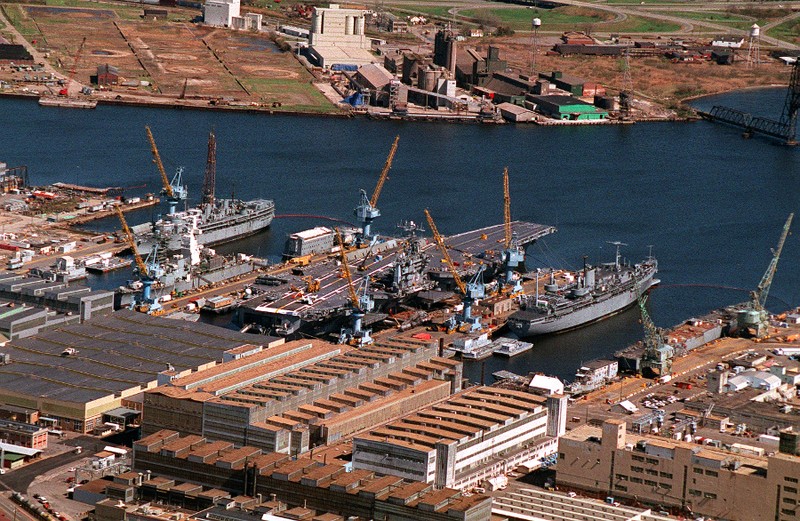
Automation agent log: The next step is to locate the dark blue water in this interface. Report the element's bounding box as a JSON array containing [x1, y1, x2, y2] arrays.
[[1, 90, 798, 381]]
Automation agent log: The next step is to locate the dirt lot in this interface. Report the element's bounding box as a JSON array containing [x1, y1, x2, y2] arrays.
[[0, 3, 338, 112], [485, 37, 793, 106]]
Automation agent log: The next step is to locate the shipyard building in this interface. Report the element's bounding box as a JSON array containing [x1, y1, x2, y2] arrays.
[[352, 387, 565, 489], [0, 310, 281, 433], [130, 430, 493, 521], [308, 4, 375, 68], [143, 333, 462, 454], [556, 419, 800, 521]]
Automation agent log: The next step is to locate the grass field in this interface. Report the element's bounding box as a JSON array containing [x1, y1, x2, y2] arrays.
[[602, 15, 682, 33], [394, 4, 455, 19], [767, 17, 800, 45], [1, 5, 42, 39], [653, 10, 752, 24], [459, 6, 612, 30], [240, 77, 337, 113]]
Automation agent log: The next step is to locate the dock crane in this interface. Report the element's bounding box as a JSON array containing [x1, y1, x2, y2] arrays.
[[738, 213, 793, 338], [114, 205, 164, 314], [636, 275, 673, 378], [501, 167, 524, 292], [424, 209, 485, 332], [145, 126, 187, 215], [336, 228, 374, 345], [58, 37, 86, 97], [354, 136, 399, 246]]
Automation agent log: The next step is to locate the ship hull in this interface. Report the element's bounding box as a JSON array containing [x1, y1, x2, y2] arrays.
[[508, 268, 658, 338]]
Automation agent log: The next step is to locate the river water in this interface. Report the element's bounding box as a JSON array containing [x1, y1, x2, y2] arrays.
[[1, 89, 798, 382]]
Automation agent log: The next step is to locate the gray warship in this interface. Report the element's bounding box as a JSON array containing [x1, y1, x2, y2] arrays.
[[507, 246, 659, 338], [133, 131, 274, 254]]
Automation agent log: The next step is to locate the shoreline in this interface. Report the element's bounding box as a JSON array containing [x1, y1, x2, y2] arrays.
[[0, 89, 706, 124]]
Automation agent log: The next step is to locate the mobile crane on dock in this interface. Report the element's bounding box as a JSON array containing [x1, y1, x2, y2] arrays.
[[501, 167, 524, 293], [336, 228, 374, 345], [114, 205, 164, 315], [425, 209, 485, 332], [145, 126, 187, 215], [354, 136, 399, 246], [737, 213, 793, 338]]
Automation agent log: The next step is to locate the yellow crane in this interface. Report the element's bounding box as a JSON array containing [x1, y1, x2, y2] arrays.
[[424, 209, 485, 331], [114, 205, 148, 277], [370, 135, 399, 208], [424, 209, 466, 296], [145, 126, 186, 215], [355, 135, 400, 245], [503, 167, 512, 249], [145, 126, 172, 198], [336, 228, 360, 308], [336, 228, 373, 344], [114, 205, 163, 313]]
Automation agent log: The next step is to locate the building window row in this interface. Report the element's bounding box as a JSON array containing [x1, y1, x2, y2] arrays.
[[660, 471, 673, 479], [616, 474, 628, 481], [646, 458, 659, 465], [786, 477, 799, 484], [632, 455, 644, 462], [645, 469, 659, 476], [787, 487, 799, 495], [632, 466, 643, 473], [615, 484, 628, 492]]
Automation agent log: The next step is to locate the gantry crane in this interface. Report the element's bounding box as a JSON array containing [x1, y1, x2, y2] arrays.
[[738, 213, 793, 338], [501, 167, 524, 292], [336, 228, 374, 345], [424, 209, 485, 332], [354, 135, 399, 246], [145, 126, 187, 215], [59, 37, 86, 97], [114, 205, 164, 314], [636, 276, 673, 377]]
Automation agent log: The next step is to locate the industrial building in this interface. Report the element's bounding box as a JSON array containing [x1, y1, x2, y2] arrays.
[[352, 386, 564, 489], [308, 4, 374, 68], [283, 227, 334, 258], [0, 272, 113, 322], [556, 419, 800, 521], [93, 64, 119, 86], [132, 430, 494, 521], [143, 333, 462, 454], [526, 95, 608, 121], [0, 309, 278, 433], [0, 418, 48, 449], [203, 0, 240, 27]]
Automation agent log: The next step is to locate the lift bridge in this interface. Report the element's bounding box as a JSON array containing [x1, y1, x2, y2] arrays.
[[700, 60, 800, 145]]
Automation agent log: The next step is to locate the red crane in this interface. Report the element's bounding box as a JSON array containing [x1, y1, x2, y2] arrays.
[[59, 37, 86, 97]]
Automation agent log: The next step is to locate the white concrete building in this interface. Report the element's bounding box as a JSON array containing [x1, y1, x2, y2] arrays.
[[203, 0, 240, 28], [231, 13, 262, 31], [353, 386, 560, 489], [308, 4, 375, 68]]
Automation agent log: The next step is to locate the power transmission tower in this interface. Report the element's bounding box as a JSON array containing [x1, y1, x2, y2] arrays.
[[619, 48, 633, 119]]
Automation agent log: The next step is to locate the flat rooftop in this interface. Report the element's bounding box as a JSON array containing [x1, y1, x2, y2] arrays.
[[0, 309, 276, 404]]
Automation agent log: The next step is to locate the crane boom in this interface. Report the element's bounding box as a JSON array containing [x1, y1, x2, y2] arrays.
[[59, 37, 86, 96], [336, 228, 360, 309], [503, 167, 511, 249], [145, 126, 174, 198], [424, 209, 467, 295], [114, 205, 148, 276], [370, 135, 399, 207], [754, 212, 793, 310]]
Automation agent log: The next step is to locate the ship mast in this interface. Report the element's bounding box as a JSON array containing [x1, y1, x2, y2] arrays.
[[202, 130, 217, 207]]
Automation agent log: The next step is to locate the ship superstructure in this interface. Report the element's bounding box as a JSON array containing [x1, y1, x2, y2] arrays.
[[507, 246, 659, 337]]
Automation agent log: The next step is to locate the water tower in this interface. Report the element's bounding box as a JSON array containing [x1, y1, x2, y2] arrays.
[[530, 18, 542, 78], [746, 23, 761, 67]]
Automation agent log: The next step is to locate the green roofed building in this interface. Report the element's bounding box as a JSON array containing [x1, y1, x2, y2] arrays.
[[527, 94, 608, 121]]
